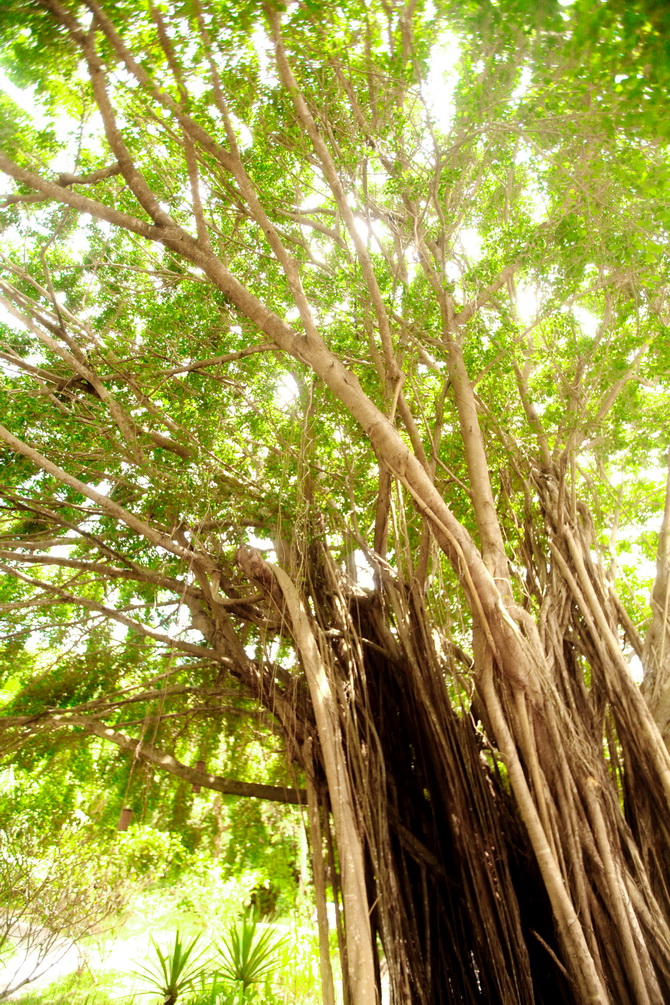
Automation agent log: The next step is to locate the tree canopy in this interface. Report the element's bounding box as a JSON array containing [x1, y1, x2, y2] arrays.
[[1, 2, 670, 1002]]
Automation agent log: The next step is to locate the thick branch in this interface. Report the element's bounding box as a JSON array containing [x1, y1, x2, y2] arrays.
[[0, 422, 211, 570], [66, 716, 305, 804], [0, 152, 182, 243]]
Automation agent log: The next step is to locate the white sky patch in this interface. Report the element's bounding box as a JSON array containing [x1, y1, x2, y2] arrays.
[[406, 260, 421, 284], [372, 10, 392, 56], [252, 25, 278, 87], [186, 73, 208, 99], [0, 358, 21, 378], [165, 602, 192, 639], [110, 617, 128, 643], [247, 531, 276, 566], [445, 259, 462, 283], [308, 242, 329, 265], [614, 510, 664, 539], [511, 66, 532, 103], [636, 557, 658, 582], [300, 167, 329, 212], [300, 193, 327, 212], [457, 227, 482, 262], [0, 70, 49, 129], [275, 373, 299, 409], [47, 119, 87, 175], [515, 284, 540, 325], [526, 178, 549, 224], [0, 69, 88, 178], [75, 518, 100, 534], [352, 215, 372, 244], [229, 111, 253, 150], [424, 30, 461, 134], [352, 215, 389, 248], [64, 229, 91, 257], [102, 588, 125, 643], [515, 143, 550, 224], [78, 112, 105, 158], [353, 549, 375, 590], [46, 544, 74, 558], [573, 306, 599, 338], [628, 654, 643, 684], [0, 71, 104, 176], [21, 633, 46, 655], [0, 299, 26, 332], [607, 463, 666, 488], [77, 479, 113, 501]]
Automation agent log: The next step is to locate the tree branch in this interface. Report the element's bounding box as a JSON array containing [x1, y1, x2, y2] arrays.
[[67, 716, 306, 804]]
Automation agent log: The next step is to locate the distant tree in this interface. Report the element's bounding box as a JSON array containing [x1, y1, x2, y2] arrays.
[[0, 817, 130, 1001], [0, 1, 669, 1002]]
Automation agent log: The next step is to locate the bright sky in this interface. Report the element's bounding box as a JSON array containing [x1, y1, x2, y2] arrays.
[[423, 29, 461, 134]]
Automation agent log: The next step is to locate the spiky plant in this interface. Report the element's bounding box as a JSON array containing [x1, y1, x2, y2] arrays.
[[215, 910, 285, 997], [131, 930, 209, 1005]]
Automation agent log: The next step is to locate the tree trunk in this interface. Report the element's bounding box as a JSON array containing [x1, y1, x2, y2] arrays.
[[228, 519, 670, 1003], [304, 739, 337, 1005], [643, 449, 670, 748]]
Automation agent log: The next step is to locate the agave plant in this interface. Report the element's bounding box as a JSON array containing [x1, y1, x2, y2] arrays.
[[131, 930, 210, 1005], [215, 909, 285, 998]]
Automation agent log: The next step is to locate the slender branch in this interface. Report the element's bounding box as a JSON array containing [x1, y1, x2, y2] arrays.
[[453, 264, 519, 327], [0, 163, 121, 206], [0, 549, 199, 599], [55, 163, 122, 186], [155, 343, 275, 378], [0, 561, 222, 662], [70, 0, 237, 175]]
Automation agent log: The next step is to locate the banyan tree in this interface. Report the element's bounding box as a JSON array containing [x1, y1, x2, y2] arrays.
[[1, 1, 670, 1001]]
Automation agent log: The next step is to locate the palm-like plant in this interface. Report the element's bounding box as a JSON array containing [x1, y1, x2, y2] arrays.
[[215, 910, 285, 998], [131, 930, 209, 1005]]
